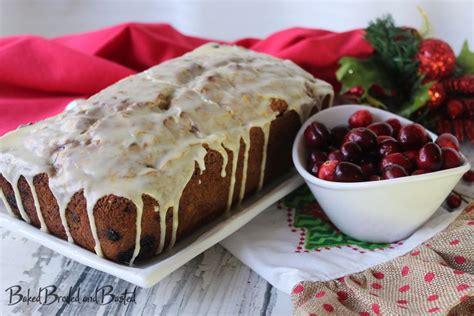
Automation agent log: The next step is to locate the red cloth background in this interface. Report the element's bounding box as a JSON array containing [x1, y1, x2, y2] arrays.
[[0, 23, 372, 136]]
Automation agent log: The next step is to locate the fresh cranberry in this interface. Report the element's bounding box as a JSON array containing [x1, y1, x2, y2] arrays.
[[359, 151, 379, 165], [446, 192, 462, 209], [446, 99, 465, 119], [435, 133, 460, 151], [376, 135, 396, 144], [398, 123, 429, 150], [361, 163, 376, 179], [416, 142, 442, 171], [369, 175, 382, 181], [368, 122, 393, 136], [310, 162, 321, 176], [304, 121, 330, 148], [463, 169, 474, 182], [309, 150, 328, 166], [386, 118, 401, 136], [340, 141, 362, 163], [328, 150, 344, 161], [334, 161, 364, 182], [378, 139, 402, 157], [330, 125, 351, 147], [412, 169, 429, 176], [318, 160, 339, 181], [441, 148, 463, 169], [380, 153, 414, 173], [403, 150, 418, 163], [344, 127, 377, 151], [382, 164, 408, 179], [348, 109, 373, 128]]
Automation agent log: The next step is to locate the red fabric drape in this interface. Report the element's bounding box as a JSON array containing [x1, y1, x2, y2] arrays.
[[0, 23, 372, 135]]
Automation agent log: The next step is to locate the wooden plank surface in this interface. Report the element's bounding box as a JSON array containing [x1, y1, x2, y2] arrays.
[[0, 237, 292, 315]]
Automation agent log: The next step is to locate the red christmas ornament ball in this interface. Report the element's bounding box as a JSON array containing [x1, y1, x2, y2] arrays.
[[417, 39, 456, 80], [426, 82, 446, 109]]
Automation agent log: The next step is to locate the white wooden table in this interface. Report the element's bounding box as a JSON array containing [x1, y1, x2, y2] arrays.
[[0, 235, 292, 315], [0, 145, 472, 316]]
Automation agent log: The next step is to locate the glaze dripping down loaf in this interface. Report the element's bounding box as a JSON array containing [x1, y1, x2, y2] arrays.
[[0, 43, 333, 264]]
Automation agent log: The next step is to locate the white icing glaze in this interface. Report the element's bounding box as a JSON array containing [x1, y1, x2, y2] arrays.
[[11, 176, 31, 223], [258, 122, 271, 191], [0, 43, 333, 265], [239, 130, 251, 202], [24, 176, 48, 232], [0, 189, 14, 216], [84, 192, 103, 257], [130, 197, 144, 264], [49, 189, 74, 242], [156, 205, 167, 254]]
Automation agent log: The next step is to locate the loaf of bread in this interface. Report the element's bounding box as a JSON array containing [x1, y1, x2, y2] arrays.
[[0, 43, 333, 264]]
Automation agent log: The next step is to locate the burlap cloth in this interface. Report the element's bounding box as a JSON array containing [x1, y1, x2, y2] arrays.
[[291, 203, 474, 315]]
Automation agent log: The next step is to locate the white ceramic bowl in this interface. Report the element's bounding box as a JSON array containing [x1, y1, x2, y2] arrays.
[[292, 105, 470, 243]]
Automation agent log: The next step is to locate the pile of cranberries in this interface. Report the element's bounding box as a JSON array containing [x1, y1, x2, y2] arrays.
[[304, 109, 465, 182]]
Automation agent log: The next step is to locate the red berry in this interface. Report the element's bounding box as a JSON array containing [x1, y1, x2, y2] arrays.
[[382, 164, 408, 179], [341, 141, 362, 163], [330, 125, 351, 147], [370, 175, 382, 181], [361, 163, 376, 179], [304, 121, 330, 148], [378, 139, 402, 157], [435, 133, 460, 151], [380, 153, 414, 173], [412, 169, 429, 176], [348, 86, 364, 96], [309, 150, 328, 166], [398, 123, 429, 150], [376, 135, 396, 145], [318, 160, 339, 181], [348, 110, 373, 128], [441, 148, 463, 169], [386, 118, 402, 136], [416, 142, 442, 171], [446, 99, 465, 119], [463, 169, 474, 182], [328, 150, 344, 161], [344, 128, 377, 150], [310, 162, 321, 176], [403, 150, 418, 163], [359, 151, 378, 165], [446, 192, 461, 209], [368, 122, 393, 136], [334, 161, 364, 182]]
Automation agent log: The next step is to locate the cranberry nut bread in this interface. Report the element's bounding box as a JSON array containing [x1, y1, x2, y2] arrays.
[[0, 44, 333, 265]]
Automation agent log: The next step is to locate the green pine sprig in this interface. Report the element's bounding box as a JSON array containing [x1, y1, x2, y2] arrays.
[[337, 14, 430, 120], [365, 15, 421, 88]]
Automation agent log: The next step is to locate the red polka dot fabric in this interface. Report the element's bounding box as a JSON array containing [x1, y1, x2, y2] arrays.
[[292, 203, 474, 315]]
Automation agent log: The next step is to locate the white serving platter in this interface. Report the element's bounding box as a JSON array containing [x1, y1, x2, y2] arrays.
[[0, 172, 303, 288]]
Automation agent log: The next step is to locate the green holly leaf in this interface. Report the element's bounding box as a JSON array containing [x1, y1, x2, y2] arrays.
[[457, 40, 474, 74], [397, 81, 434, 118], [336, 57, 393, 98]]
